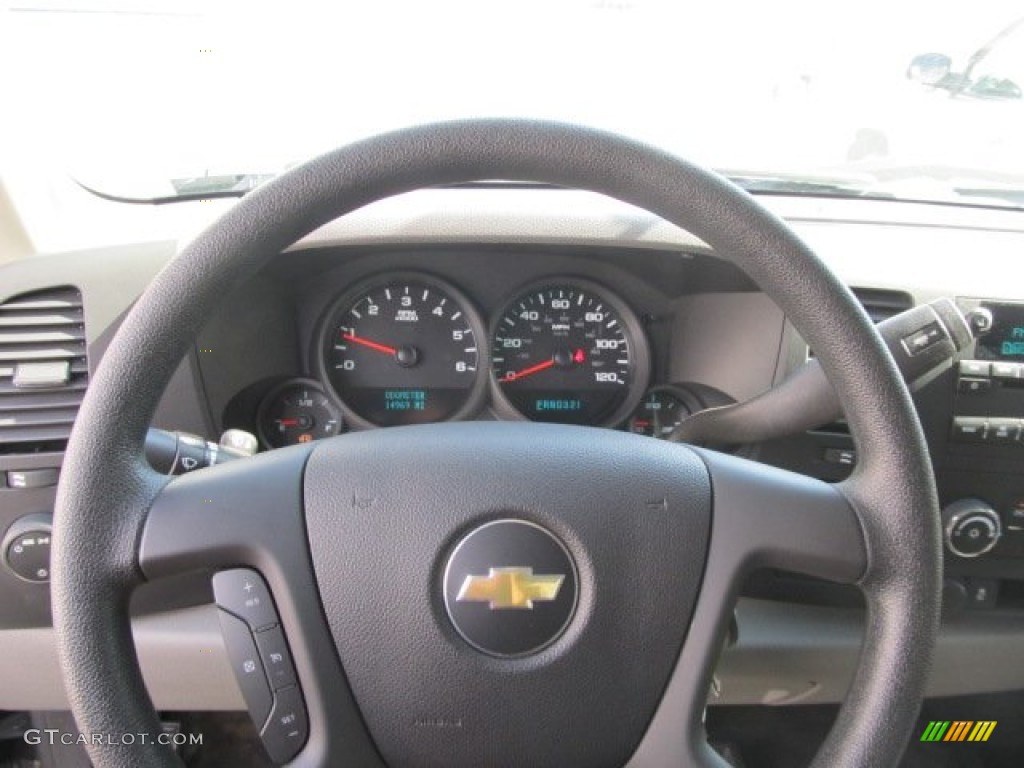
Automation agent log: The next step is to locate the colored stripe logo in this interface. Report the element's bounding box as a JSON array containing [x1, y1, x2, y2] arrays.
[[920, 721, 997, 742]]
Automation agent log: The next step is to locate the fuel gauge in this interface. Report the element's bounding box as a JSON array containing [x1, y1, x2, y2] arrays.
[[257, 379, 342, 449]]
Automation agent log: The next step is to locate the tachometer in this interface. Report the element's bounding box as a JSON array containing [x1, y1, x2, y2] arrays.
[[491, 280, 650, 425], [318, 274, 488, 427]]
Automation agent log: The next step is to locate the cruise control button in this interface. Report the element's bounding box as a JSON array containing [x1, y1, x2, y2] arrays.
[[951, 417, 987, 442], [260, 685, 308, 764], [254, 625, 297, 691], [217, 609, 272, 728], [959, 360, 991, 378], [213, 569, 278, 631]]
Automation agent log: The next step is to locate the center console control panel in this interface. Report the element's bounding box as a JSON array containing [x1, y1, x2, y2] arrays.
[[942, 299, 1024, 568]]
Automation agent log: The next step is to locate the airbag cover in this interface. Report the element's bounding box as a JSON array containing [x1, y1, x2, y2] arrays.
[[304, 422, 711, 768]]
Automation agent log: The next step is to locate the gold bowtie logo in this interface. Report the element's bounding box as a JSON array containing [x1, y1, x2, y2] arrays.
[[456, 567, 565, 610]]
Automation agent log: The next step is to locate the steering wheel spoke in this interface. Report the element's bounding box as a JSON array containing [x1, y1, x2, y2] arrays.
[[138, 443, 383, 768], [696, 448, 867, 584], [139, 444, 314, 579], [627, 448, 867, 767]]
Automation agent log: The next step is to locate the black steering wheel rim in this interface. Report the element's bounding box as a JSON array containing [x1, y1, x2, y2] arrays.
[[52, 119, 941, 767]]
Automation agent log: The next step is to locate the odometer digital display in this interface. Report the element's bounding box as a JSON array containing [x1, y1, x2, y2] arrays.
[[492, 280, 650, 426], [319, 274, 488, 427]]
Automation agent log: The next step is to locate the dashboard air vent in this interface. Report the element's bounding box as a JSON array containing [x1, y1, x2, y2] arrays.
[[850, 287, 914, 324], [807, 287, 914, 363], [0, 286, 88, 454], [806, 287, 915, 436]]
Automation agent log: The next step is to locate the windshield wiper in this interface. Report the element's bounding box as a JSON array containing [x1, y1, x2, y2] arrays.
[[725, 172, 893, 199], [75, 173, 277, 205]]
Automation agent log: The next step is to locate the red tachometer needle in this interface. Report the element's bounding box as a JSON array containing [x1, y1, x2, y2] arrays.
[[501, 358, 555, 383], [277, 418, 300, 427], [343, 333, 398, 356]]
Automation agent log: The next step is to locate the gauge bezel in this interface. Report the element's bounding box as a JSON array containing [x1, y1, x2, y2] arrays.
[[625, 384, 704, 439], [315, 271, 490, 429], [489, 276, 651, 427], [255, 377, 343, 449]]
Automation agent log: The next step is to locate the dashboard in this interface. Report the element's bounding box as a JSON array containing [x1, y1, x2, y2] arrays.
[[203, 245, 753, 452], [3, 187, 1024, 714]]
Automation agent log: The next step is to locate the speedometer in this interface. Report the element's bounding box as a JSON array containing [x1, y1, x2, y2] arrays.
[[491, 280, 650, 426], [318, 273, 488, 427]]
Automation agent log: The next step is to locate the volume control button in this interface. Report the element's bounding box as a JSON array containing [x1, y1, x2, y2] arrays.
[[942, 499, 1002, 558], [213, 568, 278, 631]]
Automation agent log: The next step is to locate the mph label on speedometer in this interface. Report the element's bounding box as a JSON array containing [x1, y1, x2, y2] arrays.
[[492, 280, 650, 426]]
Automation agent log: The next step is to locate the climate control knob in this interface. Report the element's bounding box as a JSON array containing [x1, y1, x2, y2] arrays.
[[942, 499, 1002, 558]]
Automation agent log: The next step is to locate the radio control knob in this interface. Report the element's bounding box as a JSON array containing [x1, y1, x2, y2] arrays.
[[942, 499, 1001, 558], [965, 307, 993, 336]]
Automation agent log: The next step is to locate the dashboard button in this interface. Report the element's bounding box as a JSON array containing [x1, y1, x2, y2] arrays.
[[254, 625, 297, 691], [951, 417, 987, 442], [957, 377, 991, 394], [823, 447, 856, 466], [987, 418, 1020, 444], [260, 685, 308, 764], [901, 323, 944, 356], [1007, 502, 1024, 531], [213, 569, 278, 631], [6, 468, 59, 489], [965, 578, 999, 610], [217, 609, 272, 728], [959, 360, 991, 378], [992, 362, 1022, 380]]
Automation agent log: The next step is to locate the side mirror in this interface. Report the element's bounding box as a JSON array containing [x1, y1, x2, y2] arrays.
[[907, 52, 952, 85]]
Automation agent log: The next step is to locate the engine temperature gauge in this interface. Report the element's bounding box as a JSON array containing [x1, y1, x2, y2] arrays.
[[257, 379, 342, 449]]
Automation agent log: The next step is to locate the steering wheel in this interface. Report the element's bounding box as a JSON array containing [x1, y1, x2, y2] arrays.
[[52, 120, 941, 768]]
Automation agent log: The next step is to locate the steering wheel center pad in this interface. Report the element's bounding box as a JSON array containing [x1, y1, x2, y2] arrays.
[[305, 422, 710, 767]]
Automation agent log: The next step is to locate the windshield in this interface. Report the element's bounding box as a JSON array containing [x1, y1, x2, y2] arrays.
[[4, 0, 1024, 251]]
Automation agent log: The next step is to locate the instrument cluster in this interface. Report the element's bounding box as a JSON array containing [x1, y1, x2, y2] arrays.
[[255, 270, 700, 449]]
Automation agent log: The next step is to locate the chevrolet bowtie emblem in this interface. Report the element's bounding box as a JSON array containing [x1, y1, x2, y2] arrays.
[[456, 567, 565, 610]]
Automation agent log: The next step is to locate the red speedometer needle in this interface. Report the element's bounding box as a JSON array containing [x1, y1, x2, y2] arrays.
[[501, 358, 555, 383], [343, 333, 398, 356], [277, 418, 300, 427]]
